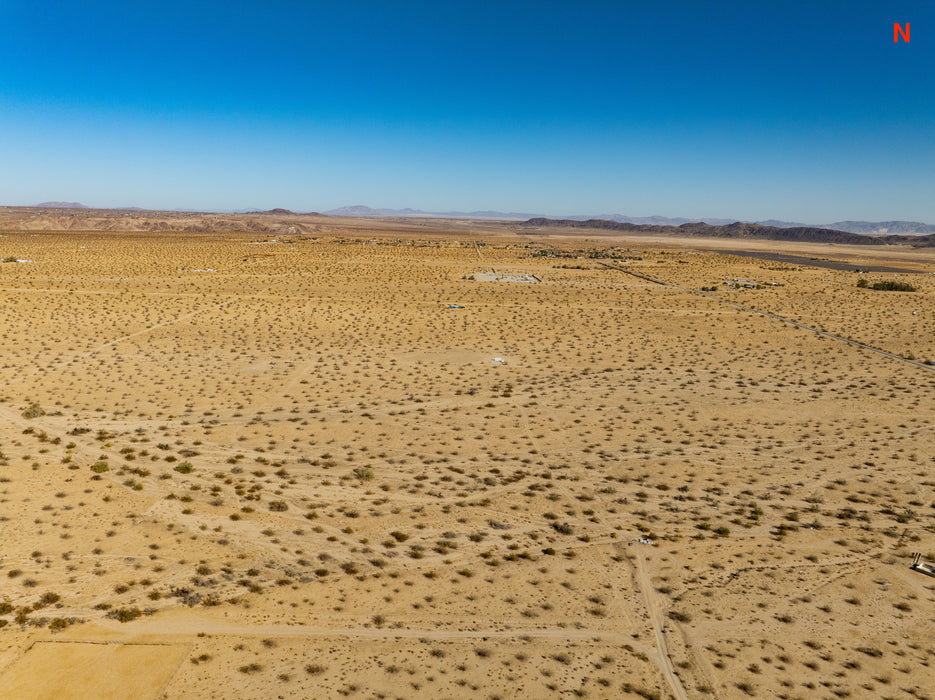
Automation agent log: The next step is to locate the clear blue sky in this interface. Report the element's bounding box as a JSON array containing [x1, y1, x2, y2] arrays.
[[0, 1, 932, 221]]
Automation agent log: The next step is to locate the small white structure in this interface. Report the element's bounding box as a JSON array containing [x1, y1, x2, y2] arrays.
[[491, 357, 506, 366], [910, 552, 935, 578], [473, 272, 541, 283]]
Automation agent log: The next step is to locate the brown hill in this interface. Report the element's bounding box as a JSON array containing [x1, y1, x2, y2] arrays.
[[0, 206, 327, 236], [521, 218, 935, 247], [35, 201, 88, 208]]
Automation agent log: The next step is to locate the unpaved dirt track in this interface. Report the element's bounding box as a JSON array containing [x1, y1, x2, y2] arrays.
[[632, 548, 690, 700], [598, 260, 935, 373]]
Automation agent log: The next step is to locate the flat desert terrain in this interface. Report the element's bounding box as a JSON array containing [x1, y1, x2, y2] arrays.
[[0, 218, 933, 699]]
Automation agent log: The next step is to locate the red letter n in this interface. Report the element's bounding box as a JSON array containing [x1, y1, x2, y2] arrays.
[[894, 22, 910, 42]]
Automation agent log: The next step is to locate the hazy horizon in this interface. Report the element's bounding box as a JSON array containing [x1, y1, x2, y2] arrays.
[[9, 201, 935, 228], [1, 2, 932, 221]]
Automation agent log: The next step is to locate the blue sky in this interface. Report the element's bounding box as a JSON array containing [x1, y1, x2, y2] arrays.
[[0, 1, 932, 221]]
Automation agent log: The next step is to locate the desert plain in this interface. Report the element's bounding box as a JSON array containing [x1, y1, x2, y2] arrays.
[[0, 213, 933, 699]]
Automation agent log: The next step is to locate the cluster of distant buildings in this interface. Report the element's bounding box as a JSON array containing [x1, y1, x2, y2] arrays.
[[723, 278, 780, 290]]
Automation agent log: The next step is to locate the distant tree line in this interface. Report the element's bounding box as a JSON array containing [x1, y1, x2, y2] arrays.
[[857, 279, 916, 291]]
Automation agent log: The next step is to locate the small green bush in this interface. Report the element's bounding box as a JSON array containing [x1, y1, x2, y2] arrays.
[[551, 522, 574, 535], [22, 403, 45, 419], [35, 592, 61, 608], [353, 466, 374, 480], [49, 618, 69, 631], [858, 279, 916, 291], [106, 607, 143, 623]]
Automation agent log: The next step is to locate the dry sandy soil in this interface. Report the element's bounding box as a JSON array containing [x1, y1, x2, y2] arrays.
[[0, 217, 933, 699]]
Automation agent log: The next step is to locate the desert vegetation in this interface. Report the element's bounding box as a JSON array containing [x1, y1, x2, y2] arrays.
[[0, 215, 932, 698]]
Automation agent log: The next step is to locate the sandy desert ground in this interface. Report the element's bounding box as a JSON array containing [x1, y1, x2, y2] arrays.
[[0, 218, 933, 699]]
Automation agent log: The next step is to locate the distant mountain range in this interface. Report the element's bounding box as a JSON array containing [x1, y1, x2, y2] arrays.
[[521, 218, 935, 247], [320, 206, 935, 235], [25, 202, 935, 235], [321, 205, 543, 219], [821, 220, 935, 235], [36, 201, 90, 209]]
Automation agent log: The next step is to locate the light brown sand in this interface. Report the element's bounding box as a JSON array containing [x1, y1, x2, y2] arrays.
[[0, 221, 933, 699], [0, 641, 187, 699]]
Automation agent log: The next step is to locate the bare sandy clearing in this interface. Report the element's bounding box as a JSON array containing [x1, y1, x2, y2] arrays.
[[0, 641, 187, 699]]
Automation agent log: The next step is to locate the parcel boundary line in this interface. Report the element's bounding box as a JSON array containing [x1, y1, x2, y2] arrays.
[[597, 260, 935, 374]]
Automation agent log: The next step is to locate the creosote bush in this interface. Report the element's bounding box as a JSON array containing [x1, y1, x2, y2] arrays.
[[106, 607, 143, 623], [22, 403, 46, 419]]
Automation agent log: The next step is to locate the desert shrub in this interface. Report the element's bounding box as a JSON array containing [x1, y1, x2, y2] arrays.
[[353, 466, 374, 480], [620, 684, 660, 700], [35, 592, 61, 608], [90, 461, 109, 473], [269, 500, 288, 512], [22, 403, 45, 419], [858, 279, 916, 291], [856, 646, 883, 657], [49, 618, 69, 631], [174, 461, 194, 474], [106, 607, 143, 623]]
